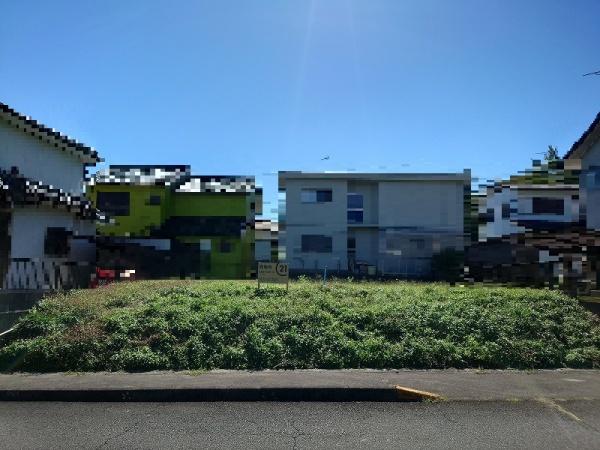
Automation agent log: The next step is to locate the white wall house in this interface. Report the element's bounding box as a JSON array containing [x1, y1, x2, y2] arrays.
[[278, 171, 470, 277], [478, 178, 580, 241], [0, 102, 101, 290], [472, 111, 600, 291], [564, 112, 600, 231]]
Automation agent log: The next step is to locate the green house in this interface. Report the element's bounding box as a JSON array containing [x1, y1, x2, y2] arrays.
[[87, 165, 260, 279]]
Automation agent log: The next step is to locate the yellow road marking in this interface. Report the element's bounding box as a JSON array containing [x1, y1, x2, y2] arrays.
[[394, 385, 443, 401]]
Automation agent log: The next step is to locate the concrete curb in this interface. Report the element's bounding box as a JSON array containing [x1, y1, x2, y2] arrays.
[[0, 386, 438, 402], [2, 369, 598, 403]]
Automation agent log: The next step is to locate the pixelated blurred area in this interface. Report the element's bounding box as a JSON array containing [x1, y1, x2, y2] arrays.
[[468, 113, 600, 295], [88, 165, 259, 281], [0, 102, 99, 294]]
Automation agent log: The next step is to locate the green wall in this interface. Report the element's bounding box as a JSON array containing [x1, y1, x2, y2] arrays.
[[89, 184, 170, 237], [89, 184, 255, 278], [170, 193, 247, 217]]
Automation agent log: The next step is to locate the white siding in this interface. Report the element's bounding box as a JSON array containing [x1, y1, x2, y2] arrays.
[[582, 140, 600, 230], [479, 186, 519, 240], [281, 174, 467, 274], [0, 119, 85, 194], [378, 180, 464, 231], [4, 207, 95, 290], [354, 229, 378, 265], [283, 178, 348, 270], [515, 190, 578, 223], [10, 207, 94, 259]]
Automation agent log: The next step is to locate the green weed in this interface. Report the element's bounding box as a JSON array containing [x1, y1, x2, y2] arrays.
[[0, 279, 598, 372]]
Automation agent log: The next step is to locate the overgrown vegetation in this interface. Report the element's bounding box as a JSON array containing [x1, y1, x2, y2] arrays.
[[1, 279, 599, 372]]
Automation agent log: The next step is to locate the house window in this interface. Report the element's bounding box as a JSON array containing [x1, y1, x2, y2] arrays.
[[347, 193, 363, 209], [147, 195, 161, 206], [347, 210, 364, 224], [532, 197, 564, 215], [97, 192, 130, 216], [347, 193, 364, 224], [219, 240, 232, 253], [301, 235, 332, 253], [44, 227, 70, 256], [501, 203, 510, 219], [386, 235, 402, 251], [301, 189, 332, 203], [410, 238, 425, 250]]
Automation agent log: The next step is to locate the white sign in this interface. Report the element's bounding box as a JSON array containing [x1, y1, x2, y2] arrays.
[[258, 262, 289, 288]]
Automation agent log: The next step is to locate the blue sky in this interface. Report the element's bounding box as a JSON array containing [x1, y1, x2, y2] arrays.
[[1, 0, 599, 218]]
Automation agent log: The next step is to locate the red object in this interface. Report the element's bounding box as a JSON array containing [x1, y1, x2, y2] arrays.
[[90, 267, 136, 288], [91, 268, 117, 288]]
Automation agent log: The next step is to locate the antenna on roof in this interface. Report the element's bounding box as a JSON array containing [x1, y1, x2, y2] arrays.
[[582, 70, 600, 76]]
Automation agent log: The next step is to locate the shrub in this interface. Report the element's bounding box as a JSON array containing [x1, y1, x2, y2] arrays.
[[1, 279, 598, 372]]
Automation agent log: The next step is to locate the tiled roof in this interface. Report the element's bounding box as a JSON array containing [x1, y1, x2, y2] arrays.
[[92, 165, 191, 186], [0, 101, 101, 164], [93, 166, 258, 194], [0, 168, 95, 219], [176, 176, 256, 193], [564, 112, 600, 159]]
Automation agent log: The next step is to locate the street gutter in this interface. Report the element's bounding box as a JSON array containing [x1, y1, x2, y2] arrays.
[[0, 369, 598, 403]]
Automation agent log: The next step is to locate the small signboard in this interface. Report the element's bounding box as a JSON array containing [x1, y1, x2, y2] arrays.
[[258, 262, 289, 289]]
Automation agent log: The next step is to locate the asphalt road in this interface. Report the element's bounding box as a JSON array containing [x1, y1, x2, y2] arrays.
[[1, 400, 599, 449]]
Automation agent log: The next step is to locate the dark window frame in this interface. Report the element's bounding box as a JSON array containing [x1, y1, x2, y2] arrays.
[[301, 189, 333, 203], [347, 193, 364, 224], [347, 210, 364, 224], [97, 191, 130, 217], [532, 197, 564, 215], [301, 235, 332, 253], [44, 227, 70, 257], [410, 238, 425, 250], [347, 193, 363, 209], [147, 195, 161, 206]]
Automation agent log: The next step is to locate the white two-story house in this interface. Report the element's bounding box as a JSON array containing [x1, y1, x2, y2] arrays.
[[564, 112, 600, 230], [278, 171, 470, 277], [0, 102, 100, 290], [472, 111, 600, 292]]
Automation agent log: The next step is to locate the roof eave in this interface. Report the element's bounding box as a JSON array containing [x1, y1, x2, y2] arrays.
[[0, 102, 101, 165], [564, 112, 600, 160]]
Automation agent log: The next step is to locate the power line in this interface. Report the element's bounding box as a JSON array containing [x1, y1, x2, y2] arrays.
[[583, 70, 600, 76]]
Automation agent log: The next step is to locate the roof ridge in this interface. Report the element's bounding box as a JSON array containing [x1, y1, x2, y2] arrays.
[[564, 111, 600, 159], [0, 101, 101, 163]]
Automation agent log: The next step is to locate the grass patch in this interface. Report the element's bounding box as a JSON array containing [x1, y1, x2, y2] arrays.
[[1, 279, 599, 372]]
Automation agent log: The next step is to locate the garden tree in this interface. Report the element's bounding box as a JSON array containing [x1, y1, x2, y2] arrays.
[[431, 248, 464, 283], [544, 145, 560, 161]]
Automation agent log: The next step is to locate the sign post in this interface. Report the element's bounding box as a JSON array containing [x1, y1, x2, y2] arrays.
[[257, 262, 289, 291]]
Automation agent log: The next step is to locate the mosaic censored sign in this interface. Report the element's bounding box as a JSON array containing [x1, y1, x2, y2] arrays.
[[258, 262, 289, 288]]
